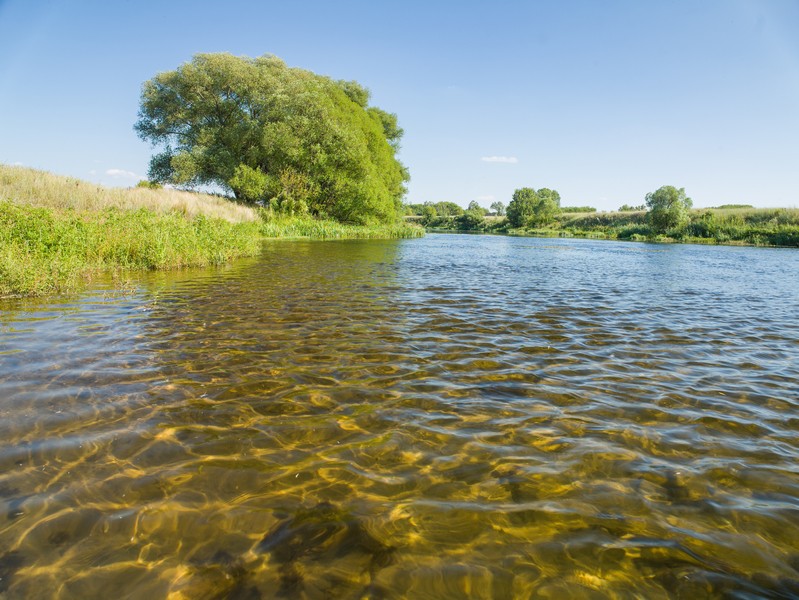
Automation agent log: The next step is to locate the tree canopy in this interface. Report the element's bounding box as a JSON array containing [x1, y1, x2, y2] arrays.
[[135, 53, 409, 224], [490, 201, 506, 216], [467, 200, 487, 216], [404, 201, 464, 217], [506, 187, 561, 227], [645, 186, 692, 233]]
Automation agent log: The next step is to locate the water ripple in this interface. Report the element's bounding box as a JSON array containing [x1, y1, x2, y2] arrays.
[[1, 235, 799, 598]]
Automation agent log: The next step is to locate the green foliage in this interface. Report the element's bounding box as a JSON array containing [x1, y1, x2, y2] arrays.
[[269, 169, 312, 216], [490, 201, 505, 216], [565, 211, 648, 230], [536, 188, 561, 208], [421, 204, 437, 225], [257, 211, 424, 239], [336, 80, 370, 107], [561, 206, 596, 213], [681, 208, 799, 246], [457, 209, 485, 230], [645, 186, 692, 233], [507, 187, 562, 228], [430, 201, 463, 216], [404, 201, 465, 217], [467, 200, 487, 216], [0, 165, 425, 297], [713, 204, 754, 210], [0, 201, 261, 297], [135, 179, 162, 190], [506, 188, 537, 227], [135, 53, 409, 224], [618, 204, 646, 212], [229, 164, 271, 204]]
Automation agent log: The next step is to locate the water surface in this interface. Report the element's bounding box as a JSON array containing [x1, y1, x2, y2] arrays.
[[1, 234, 799, 598]]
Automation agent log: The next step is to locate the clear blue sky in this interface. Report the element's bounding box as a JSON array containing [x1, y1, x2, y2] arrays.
[[1, 0, 798, 210]]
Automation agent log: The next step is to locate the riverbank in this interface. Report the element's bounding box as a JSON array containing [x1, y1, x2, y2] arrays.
[[0, 165, 423, 297], [422, 207, 799, 247]]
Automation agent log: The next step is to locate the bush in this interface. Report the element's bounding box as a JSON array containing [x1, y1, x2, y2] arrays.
[[457, 209, 485, 230], [135, 179, 162, 190], [646, 186, 692, 233]]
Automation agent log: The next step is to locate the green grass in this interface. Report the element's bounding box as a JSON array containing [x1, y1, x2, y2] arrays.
[[259, 212, 424, 239], [0, 201, 262, 297], [0, 165, 424, 297]]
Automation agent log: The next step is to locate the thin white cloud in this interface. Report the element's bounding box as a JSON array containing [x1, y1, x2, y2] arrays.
[[481, 156, 518, 164], [105, 168, 139, 179], [12, 161, 23, 166], [476, 195, 495, 202]]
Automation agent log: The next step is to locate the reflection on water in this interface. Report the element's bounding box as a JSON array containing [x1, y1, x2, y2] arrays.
[[1, 234, 799, 598]]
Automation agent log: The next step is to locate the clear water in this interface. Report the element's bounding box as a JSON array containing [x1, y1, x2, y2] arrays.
[[1, 234, 798, 599]]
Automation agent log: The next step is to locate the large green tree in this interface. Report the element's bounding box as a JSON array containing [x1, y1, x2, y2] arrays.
[[135, 53, 409, 224], [506, 187, 561, 227], [645, 185, 692, 233]]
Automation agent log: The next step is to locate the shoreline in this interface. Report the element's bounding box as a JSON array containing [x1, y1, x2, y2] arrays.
[[421, 205, 799, 249], [423, 227, 799, 249], [0, 166, 423, 298]]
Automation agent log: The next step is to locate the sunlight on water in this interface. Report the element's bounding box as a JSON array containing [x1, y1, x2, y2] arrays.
[[1, 235, 799, 598]]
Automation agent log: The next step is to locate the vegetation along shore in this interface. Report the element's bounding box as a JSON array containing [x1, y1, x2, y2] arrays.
[[0, 165, 422, 298], [409, 186, 799, 248]]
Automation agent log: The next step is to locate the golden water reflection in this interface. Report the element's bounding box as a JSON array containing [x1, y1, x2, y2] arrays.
[[1, 235, 799, 598]]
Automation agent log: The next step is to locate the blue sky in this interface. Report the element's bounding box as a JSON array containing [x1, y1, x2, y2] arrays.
[[1, 0, 798, 210]]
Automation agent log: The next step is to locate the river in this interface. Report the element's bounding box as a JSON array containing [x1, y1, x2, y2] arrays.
[[1, 234, 798, 598]]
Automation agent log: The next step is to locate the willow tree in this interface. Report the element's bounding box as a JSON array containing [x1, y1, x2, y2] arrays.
[[507, 187, 561, 227], [135, 53, 409, 224], [645, 185, 692, 233]]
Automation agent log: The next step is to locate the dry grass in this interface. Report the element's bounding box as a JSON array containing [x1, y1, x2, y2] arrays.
[[0, 164, 258, 223]]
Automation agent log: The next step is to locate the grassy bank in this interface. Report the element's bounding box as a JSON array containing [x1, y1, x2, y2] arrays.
[[1, 164, 258, 223], [556, 207, 799, 246], [424, 207, 799, 247], [0, 165, 423, 297], [0, 200, 263, 297], [259, 212, 425, 240]]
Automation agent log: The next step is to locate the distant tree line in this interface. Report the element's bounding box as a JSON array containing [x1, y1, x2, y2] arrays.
[[405, 184, 799, 246]]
